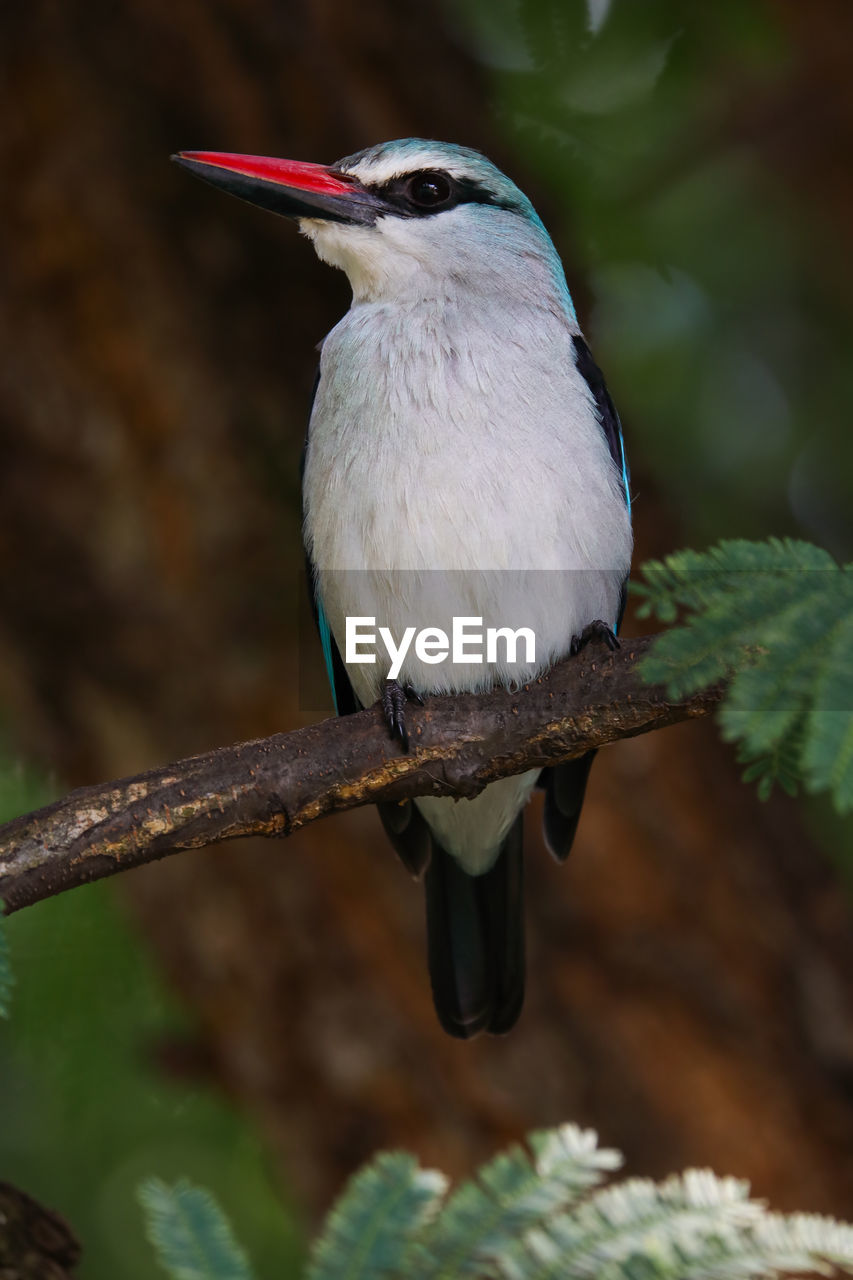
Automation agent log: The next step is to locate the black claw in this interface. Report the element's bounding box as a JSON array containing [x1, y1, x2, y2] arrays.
[[381, 679, 424, 752], [570, 619, 621, 657]]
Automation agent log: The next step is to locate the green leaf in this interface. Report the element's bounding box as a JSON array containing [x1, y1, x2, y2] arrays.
[[0, 904, 13, 1018], [636, 537, 853, 811], [717, 590, 833, 753], [306, 1151, 447, 1280], [802, 611, 853, 813], [138, 1178, 256, 1280], [501, 1166, 853, 1279], [408, 1124, 621, 1278], [139, 1121, 853, 1280], [736, 721, 804, 800]]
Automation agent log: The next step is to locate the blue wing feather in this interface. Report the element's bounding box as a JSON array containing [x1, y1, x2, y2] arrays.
[[316, 599, 339, 714]]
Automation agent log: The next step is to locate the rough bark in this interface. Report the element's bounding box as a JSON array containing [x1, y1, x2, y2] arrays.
[[0, 1182, 81, 1279], [0, 639, 722, 912]]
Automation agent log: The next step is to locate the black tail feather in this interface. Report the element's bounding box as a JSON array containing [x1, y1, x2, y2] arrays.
[[483, 815, 525, 1035], [542, 751, 596, 862], [424, 816, 525, 1039], [378, 798, 432, 878]]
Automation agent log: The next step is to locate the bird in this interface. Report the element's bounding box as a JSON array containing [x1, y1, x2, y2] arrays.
[[173, 139, 633, 1039]]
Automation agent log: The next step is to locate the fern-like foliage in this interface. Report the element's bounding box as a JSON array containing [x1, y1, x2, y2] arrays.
[[632, 537, 853, 810], [140, 1125, 853, 1280], [403, 1124, 622, 1278], [139, 1126, 853, 1274], [501, 1168, 853, 1279], [138, 1178, 256, 1280], [306, 1151, 447, 1280], [0, 903, 12, 1018]]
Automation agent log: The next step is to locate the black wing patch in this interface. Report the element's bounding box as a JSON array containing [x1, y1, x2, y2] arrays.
[[572, 334, 630, 509], [538, 336, 633, 861]]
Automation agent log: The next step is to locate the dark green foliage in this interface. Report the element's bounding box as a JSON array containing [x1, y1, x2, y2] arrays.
[[0, 742, 56, 1020], [460, 0, 852, 560], [0, 906, 12, 1019], [633, 538, 853, 810]]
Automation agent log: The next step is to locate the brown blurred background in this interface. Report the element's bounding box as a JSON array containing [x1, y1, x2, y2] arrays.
[[2, 1, 853, 1274]]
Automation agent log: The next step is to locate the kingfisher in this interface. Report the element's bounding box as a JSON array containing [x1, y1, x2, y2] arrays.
[[174, 140, 633, 1038]]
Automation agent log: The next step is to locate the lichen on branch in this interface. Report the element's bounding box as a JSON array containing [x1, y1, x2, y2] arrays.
[[0, 636, 722, 914]]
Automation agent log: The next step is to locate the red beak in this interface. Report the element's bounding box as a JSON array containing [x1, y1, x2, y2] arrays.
[[172, 150, 383, 225]]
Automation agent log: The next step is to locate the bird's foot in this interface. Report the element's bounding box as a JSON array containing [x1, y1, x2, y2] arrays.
[[381, 680, 424, 752], [569, 619, 620, 657]]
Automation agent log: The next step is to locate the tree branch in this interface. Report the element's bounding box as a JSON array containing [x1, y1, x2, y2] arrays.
[[0, 637, 722, 913]]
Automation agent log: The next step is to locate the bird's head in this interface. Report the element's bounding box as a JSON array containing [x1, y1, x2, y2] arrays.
[[173, 139, 573, 309]]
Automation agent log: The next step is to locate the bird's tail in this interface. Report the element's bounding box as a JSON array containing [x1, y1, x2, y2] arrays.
[[541, 751, 596, 862], [424, 817, 524, 1039]]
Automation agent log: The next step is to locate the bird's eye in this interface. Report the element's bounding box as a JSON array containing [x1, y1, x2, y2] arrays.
[[406, 172, 453, 208]]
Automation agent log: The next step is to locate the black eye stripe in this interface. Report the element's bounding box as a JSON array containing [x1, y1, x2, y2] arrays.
[[363, 169, 515, 219]]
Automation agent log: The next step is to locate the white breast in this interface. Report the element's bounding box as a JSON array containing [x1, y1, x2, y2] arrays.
[[305, 295, 630, 696], [302, 292, 631, 868]]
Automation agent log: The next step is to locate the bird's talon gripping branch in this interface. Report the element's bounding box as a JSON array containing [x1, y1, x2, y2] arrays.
[[570, 619, 621, 657], [381, 679, 421, 751]]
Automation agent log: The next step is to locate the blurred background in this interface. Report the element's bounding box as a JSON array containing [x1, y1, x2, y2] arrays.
[[2, 0, 853, 1274]]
